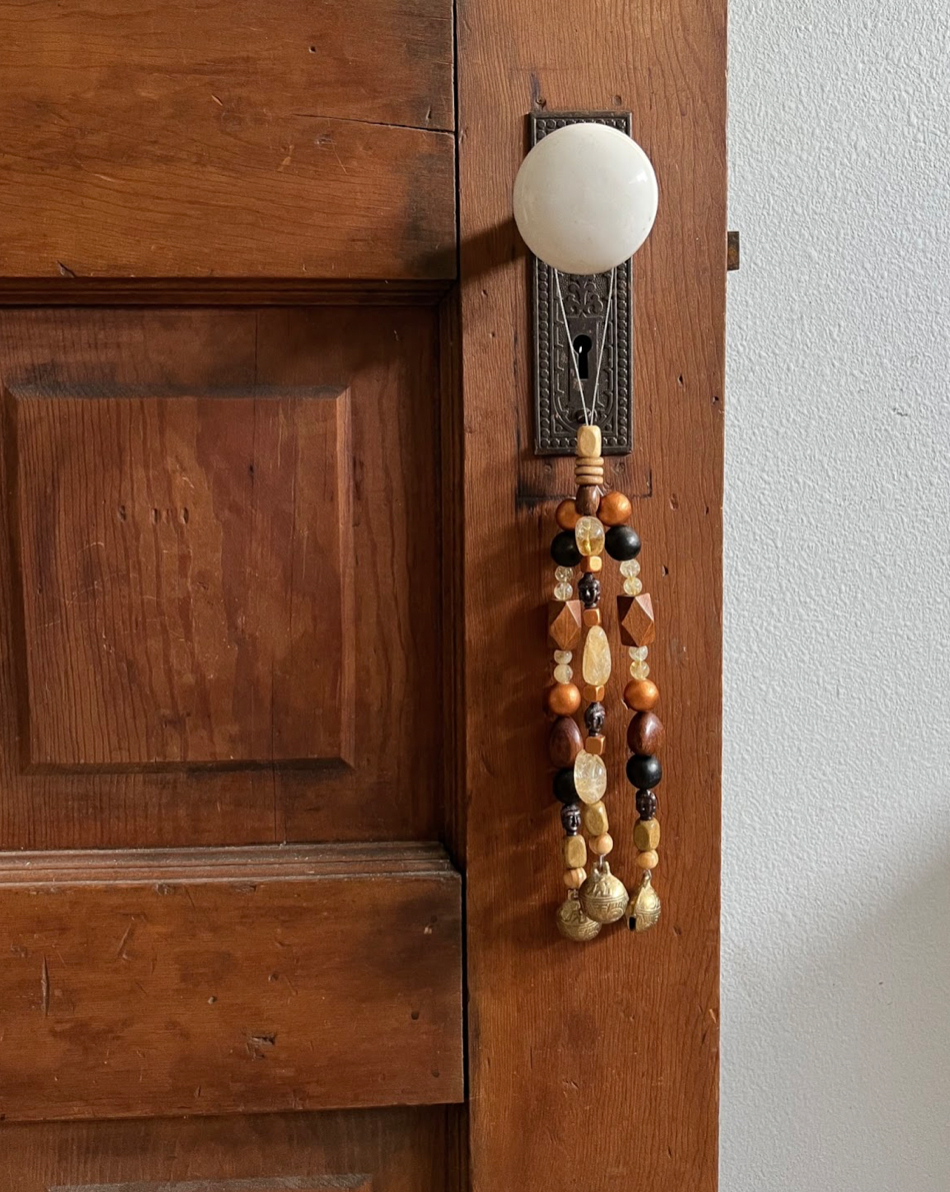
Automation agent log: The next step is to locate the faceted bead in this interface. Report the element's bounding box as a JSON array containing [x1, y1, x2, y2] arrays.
[[636, 789, 658, 819], [555, 565, 574, 583], [574, 516, 606, 557], [553, 650, 573, 664], [549, 716, 583, 768], [553, 663, 573, 683], [618, 593, 656, 647], [620, 559, 641, 578], [553, 767, 579, 804], [623, 576, 643, 595], [563, 834, 587, 868], [584, 701, 606, 734], [577, 572, 601, 609], [582, 625, 612, 687], [634, 817, 661, 851], [629, 661, 650, 680], [574, 750, 608, 804], [605, 525, 641, 561], [582, 607, 602, 627], [627, 754, 662, 790], [560, 802, 582, 835], [548, 600, 583, 651], [551, 530, 582, 568], [582, 800, 609, 836]]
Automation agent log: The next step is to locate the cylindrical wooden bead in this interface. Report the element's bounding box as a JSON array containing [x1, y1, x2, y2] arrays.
[[548, 716, 583, 767], [591, 833, 613, 856], [563, 835, 587, 868], [555, 499, 580, 530], [627, 711, 665, 754], [545, 682, 581, 718], [598, 490, 632, 526], [633, 817, 661, 851], [582, 800, 609, 836], [564, 866, 587, 890], [636, 850, 659, 870], [575, 485, 601, 515], [623, 679, 659, 711]]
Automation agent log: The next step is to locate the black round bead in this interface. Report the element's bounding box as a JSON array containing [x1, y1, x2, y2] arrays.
[[560, 803, 582, 835], [553, 767, 578, 805], [550, 530, 582, 568], [605, 525, 641, 562], [627, 754, 662, 789], [635, 789, 657, 819], [577, 572, 601, 608], [584, 701, 606, 734]]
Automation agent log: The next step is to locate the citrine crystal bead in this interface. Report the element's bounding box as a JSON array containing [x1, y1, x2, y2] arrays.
[[553, 650, 573, 665], [554, 581, 573, 601], [629, 660, 650, 680], [574, 516, 606, 557], [620, 559, 641, 578], [582, 624, 612, 687], [623, 576, 643, 595], [555, 565, 574, 583], [573, 749, 608, 804], [553, 663, 573, 683]]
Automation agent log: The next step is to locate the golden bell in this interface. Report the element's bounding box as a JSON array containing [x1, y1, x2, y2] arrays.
[[579, 861, 628, 924], [556, 892, 602, 942], [626, 870, 661, 932]]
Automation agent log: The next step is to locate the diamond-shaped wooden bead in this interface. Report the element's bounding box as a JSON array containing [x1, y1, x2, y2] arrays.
[[548, 599, 583, 651], [617, 593, 655, 647]]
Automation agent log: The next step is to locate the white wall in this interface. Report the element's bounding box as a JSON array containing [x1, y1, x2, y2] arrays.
[[723, 2, 950, 1188]]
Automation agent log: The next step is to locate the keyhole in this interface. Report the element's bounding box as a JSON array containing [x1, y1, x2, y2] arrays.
[[573, 334, 593, 380]]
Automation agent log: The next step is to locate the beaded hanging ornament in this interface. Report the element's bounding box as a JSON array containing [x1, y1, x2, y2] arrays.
[[544, 271, 665, 941]]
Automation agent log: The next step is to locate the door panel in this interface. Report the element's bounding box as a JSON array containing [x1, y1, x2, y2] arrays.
[[0, 306, 445, 849], [0, 0, 455, 278]]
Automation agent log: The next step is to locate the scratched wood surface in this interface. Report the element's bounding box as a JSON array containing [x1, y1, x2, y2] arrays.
[[0, 1106, 457, 1190], [456, 0, 726, 1189], [0, 305, 444, 847], [0, 0, 455, 278], [0, 843, 463, 1121]]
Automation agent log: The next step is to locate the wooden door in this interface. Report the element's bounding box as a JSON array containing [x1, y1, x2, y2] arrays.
[[0, 2, 725, 1190]]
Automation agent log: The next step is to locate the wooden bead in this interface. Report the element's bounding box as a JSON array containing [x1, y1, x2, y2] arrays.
[[548, 716, 583, 767], [582, 800, 609, 836], [575, 469, 605, 482], [585, 734, 605, 757], [544, 682, 581, 718], [633, 817, 661, 851], [591, 833, 613, 856], [564, 866, 587, 890], [576, 424, 602, 458], [618, 592, 656, 647], [627, 711, 665, 754], [626, 753, 662, 789], [575, 485, 601, 515], [583, 684, 605, 703], [582, 607, 602, 627], [581, 555, 603, 573], [550, 530, 582, 568], [547, 599, 582, 651], [605, 524, 641, 561], [556, 499, 580, 530], [624, 678, 659, 711], [598, 490, 632, 526], [636, 850, 659, 870], [563, 835, 587, 868]]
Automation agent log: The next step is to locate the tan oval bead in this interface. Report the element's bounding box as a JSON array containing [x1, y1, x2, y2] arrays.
[[636, 850, 659, 870], [582, 800, 609, 837], [544, 682, 581, 718], [563, 835, 587, 868], [576, 424, 602, 457], [633, 817, 661, 851], [564, 866, 587, 890], [627, 711, 665, 754], [598, 490, 632, 526], [591, 833, 613, 856], [582, 625, 611, 686], [575, 485, 601, 515], [623, 678, 660, 712], [556, 498, 580, 530], [548, 716, 583, 767]]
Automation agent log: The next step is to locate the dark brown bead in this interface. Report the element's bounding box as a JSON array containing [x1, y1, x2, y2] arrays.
[[560, 803, 582, 835], [577, 572, 600, 609], [627, 711, 664, 755], [548, 716, 582, 768], [553, 768, 578, 805], [635, 789, 657, 819], [627, 754, 662, 789], [575, 485, 601, 515]]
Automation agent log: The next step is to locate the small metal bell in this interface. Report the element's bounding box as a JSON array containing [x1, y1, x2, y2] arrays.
[[579, 859, 628, 924], [556, 891, 602, 941], [626, 870, 661, 932]]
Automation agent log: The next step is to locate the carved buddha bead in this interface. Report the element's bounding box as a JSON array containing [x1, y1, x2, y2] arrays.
[[635, 789, 658, 819], [577, 572, 601, 609], [627, 711, 664, 754], [560, 803, 582, 835], [627, 753, 662, 790], [548, 716, 583, 768], [584, 701, 606, 734], [605, 525, 641, 561], [551, 530, 582, 569]]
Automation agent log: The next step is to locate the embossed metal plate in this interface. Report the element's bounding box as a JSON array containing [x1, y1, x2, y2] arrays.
[[531, 111, 634, 455]]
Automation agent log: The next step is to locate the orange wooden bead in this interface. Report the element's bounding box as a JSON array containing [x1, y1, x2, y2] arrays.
[[623, 679, 659, 711], [563, 866, 587, 890], [545, 682, 582, 718], [591, 833, 613, 856], [585, 734, 605, 756], [581, 555, 603, 573], [599, 490, 632, 526], [583, 684, 605, 703], [556, 498, 580, 530], [582, 607, 602, 627]]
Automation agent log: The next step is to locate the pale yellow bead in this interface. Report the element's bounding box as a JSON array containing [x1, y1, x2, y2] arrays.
[[564, 866, 587, 890], [553, 663, 573, 683], [554, 581, 573, 601], [582, 625, 612, 686], [634, 818, 661, 851], [629, 660, 650, 680], [628, 646, 648, 662], [563, 835, 587, 868], [591, 833, 613, 856], [582, 800, 609, 836], [620, 559, 641, 577], [574, 750, 607, 804], [623, 576, 643, 596], [554, 650, 573, 665], [554, 566, 574, 582], [636, 850, 659, 870], [574, 516, 605, 557]]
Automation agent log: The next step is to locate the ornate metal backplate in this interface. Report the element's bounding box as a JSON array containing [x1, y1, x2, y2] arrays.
[[531, 111, 634, 455]]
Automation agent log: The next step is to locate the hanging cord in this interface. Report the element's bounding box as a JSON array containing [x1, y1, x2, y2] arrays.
[[553, 265, 616, 428]]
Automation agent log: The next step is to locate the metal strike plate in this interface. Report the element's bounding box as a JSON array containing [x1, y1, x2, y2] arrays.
[[531, 110, 634, 456]]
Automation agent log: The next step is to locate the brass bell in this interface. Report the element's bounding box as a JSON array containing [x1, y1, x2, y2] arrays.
[[579, 860, 628, 924], [556, 891, 602, 942], [626, 870, 661, 932]]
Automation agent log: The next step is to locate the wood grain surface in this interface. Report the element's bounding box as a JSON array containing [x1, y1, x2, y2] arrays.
[[0, 843, 463, 1121], [456, 0, 726, 1189], [0, 0, 455, 278]]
